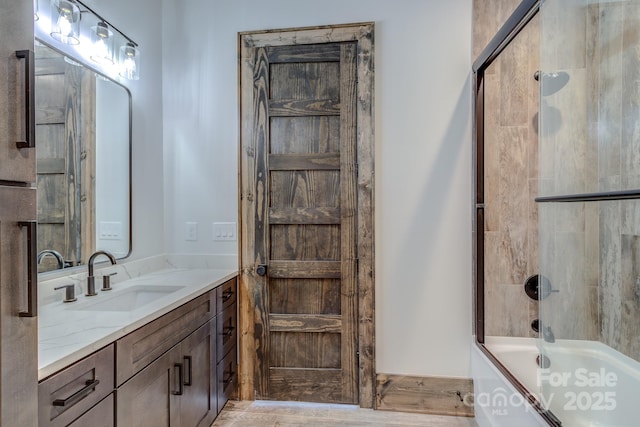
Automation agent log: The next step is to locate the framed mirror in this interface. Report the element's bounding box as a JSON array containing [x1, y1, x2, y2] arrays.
[[35, 40, 131, 273]]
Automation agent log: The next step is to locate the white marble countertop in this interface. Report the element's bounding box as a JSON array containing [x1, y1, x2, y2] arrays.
[[38, 267, 237, 380]]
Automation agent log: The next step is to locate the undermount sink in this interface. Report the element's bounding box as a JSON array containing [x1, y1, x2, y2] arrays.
[[67, 285, 186, 312]]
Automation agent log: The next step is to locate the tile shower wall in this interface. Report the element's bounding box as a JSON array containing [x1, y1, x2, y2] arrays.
[[590, 2, 640, 360], [477, 2, 540, 338], [540, 0, 640, 359]]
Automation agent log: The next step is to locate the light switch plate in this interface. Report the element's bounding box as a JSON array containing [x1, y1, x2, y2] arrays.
[[213, 222, 236, 241]]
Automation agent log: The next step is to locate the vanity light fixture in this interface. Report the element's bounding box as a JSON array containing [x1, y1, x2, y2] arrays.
[[90, 21, 114, 65], [50, 0, 80, 45], [119, 42, 140, 80], [37, 0, 142, 80]]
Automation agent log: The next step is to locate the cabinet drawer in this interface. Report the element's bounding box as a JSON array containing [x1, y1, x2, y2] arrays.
[[39, 345, 114, 427], [216, 278, 237, 314], [217, 304, 237, 363], [116, 290, 215, 386], [68, 394, 114, 427], [216, 349, 237, 413]]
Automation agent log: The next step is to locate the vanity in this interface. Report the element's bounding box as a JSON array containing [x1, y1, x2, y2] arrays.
[[37, 263, 238, 427]]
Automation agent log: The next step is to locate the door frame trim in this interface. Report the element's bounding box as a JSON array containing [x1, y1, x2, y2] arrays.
[[238, 22, 375, 408]]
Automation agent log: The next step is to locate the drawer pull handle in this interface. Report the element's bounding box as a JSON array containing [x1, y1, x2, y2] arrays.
[[221, 290, 234, 301], [221, 326, 235, 337], [15, 50, 35, 149], [223, 371, 235, 385], [172, 363, 183, 396], [183, 356, 192, 386], [52, 379, 100, 407], [18, 221, 37, 318]]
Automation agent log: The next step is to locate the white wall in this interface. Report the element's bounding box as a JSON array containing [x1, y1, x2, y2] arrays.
[[162, 0, 473, 378]]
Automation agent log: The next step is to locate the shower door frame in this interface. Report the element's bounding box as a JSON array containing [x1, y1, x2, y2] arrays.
[[472, 1, 561, 426]]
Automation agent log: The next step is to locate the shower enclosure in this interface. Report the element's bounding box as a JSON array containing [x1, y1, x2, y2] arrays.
[[474, 0, 640, 426]]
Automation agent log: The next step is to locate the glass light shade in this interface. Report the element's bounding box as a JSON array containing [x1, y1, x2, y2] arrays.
[[50, 0, 80, 45], [119, 42, 140, 80], [90, 22, 114, 65]]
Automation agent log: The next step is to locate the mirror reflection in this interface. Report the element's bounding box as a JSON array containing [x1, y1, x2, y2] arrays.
[[35, 41, 131, 273]]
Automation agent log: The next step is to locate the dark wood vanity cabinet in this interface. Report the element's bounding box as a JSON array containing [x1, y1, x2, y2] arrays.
[[38, 277, 238, 427], [38, 345, 115, 427]]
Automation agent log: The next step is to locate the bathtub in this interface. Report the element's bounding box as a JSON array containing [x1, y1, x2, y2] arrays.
[[474, 336, 640, 427]]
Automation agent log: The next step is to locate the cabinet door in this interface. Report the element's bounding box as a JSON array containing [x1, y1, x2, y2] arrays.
[[180, 319, 217, 427], [117, 345, 181, 427], [68, 394, 114, 427], [0, 0, 36, 183], [0, 186, 37, 426]]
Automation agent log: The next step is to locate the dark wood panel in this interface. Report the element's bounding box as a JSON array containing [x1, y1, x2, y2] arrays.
[[270, 314, 342, 333], [36, 125, 65, 159], [376, 374, 474, 417], [270, 225, 340, 261], [270, 278, 341, 315], [270, 171, 340, 208], [269, 368, 342, 402], [269, 154, 340, 171], [36, 158, 65, 174], [270, 116, 340, 155], [116, 291, 215, 386], [338, 41, 359, 405], [269, 99, 340, 117], [35, 57, 65, 75], [270, 332, 341, 368], [270, 62, 340, 100], [68, 394, 114, 427], [116, 346, 181, 427], [269, 207, 340, 224], [267, 44, 341, 63], [38, 346, 114, 427], [35, 74, 65, 123], [269, 261, 342, 278]]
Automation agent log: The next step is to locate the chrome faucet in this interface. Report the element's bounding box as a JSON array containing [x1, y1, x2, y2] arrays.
[[86, 250, 117, 296], [37, 249, 65, 270]]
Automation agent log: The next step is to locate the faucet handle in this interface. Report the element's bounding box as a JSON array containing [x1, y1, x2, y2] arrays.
[[102, 272, 117, 291], [54, 284, 77, 303]]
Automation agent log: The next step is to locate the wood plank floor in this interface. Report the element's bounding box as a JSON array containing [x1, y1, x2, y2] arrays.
[[212, 401, 479, 426]]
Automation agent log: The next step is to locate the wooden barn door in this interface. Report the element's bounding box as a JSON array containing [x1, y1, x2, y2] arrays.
[[240, 24, 375, 406], [258, 41, 357, 403]]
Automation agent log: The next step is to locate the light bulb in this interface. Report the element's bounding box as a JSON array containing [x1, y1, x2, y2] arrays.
[[58, 15, 72, 37], [122, 56, 137, 80]]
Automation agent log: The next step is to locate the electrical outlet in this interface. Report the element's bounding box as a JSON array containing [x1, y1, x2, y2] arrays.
[[185, 222, 198, 241], [99, 221, 122, 240], [213, 222, 236, 241]]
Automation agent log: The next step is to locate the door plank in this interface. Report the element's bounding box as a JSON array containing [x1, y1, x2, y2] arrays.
[[269, 153, 340, 171], [339, 42, 359, 404], [251, 46, 271, 399], [268, 99, 340, 117], [267, 44, 341, 63], [269, 261, 341, 279], [269, 314, 342, 333], [269, 207, 340, 224], [269, 368, 342, 402]]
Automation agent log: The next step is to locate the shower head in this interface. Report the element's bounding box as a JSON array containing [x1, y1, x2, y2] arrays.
[[534, 70, 570, 96]]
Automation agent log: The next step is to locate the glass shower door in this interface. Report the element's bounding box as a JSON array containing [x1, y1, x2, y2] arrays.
[[538, 1, 640, 425]]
